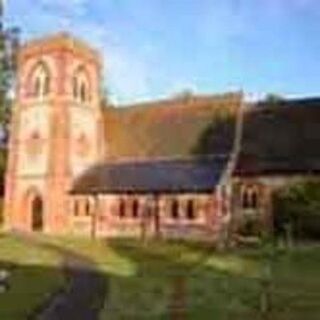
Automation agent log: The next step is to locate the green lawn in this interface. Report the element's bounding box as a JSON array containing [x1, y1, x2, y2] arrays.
[[44, 237, 320, 320], [0, 234, 64, 320], [1, 233, 319, 319]]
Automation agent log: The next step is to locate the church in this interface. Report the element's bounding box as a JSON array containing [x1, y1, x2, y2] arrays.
[[4, 33, 320, 240]]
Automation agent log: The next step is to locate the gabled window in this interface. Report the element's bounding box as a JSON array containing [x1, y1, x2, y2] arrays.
[[242, 186, 259, 209]]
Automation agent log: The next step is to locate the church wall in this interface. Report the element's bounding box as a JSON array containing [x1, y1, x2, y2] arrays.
[[7, 177, 46, 231], [4, 34, 103, 235], [17, 106, 50, 176], [69, 107, 101, 177], [231, 175, 312, 236], [69, 192, 221, 241]]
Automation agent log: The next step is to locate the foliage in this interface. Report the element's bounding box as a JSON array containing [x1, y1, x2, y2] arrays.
[[273, 180, 320, 240], [0, 2, 19, 142], [264, 93, 284, 104]]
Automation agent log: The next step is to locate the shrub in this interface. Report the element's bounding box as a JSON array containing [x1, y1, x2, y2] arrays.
[[273, 180, 320, 240]]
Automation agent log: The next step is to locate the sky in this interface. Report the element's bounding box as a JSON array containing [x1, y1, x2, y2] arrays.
[[4, 0, 320, 104]]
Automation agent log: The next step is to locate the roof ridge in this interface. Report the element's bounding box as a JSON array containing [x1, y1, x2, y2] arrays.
[[103, 154, 230, 165], [114, 91, 242, 110]]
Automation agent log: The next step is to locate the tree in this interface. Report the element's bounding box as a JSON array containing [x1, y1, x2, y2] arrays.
[[273, 180, 320, 240], [0, 1, 20, 143], [0, 1, 20, 203], [264, 93, 284, 105]]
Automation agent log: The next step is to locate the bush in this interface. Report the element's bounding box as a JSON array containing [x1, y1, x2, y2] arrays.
[[273, 180, 320, 240]]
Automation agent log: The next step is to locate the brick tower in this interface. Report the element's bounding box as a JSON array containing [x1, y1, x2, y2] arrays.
[[4, 33, 103, 234]]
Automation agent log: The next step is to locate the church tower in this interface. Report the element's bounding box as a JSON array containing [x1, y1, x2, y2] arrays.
[[4, 33, 103, 234]]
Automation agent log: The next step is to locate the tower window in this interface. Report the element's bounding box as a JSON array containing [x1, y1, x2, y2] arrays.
[[73, 66, 90, 103], [32, 62, 50, 98], [80, 82, 87, 102], [73, 76, 78, 99]]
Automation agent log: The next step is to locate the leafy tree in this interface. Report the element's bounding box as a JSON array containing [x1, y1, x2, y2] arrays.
[[264, 93, 284, 105], [0, 1, 20, 143], [273, 180, 320, 240], [0, 1, 20, 202]]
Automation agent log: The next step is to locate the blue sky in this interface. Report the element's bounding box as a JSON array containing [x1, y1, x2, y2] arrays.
[[4, 0, 320, 103]]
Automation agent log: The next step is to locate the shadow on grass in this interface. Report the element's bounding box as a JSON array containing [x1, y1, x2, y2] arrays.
[[100, 239, 262, 320], [0, 260, 63, 320], [99, 239, 320, 320]]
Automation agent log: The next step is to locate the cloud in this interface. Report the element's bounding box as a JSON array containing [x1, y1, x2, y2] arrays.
[[7, 0, 155, 103], [72, 23, 152, 104], [38, 0, 89, 16]]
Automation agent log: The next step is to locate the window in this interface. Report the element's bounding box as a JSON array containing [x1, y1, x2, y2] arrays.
[[32, 62, 50, 98], [171, 199, 179, 219], [85, 199, 91, 216], [74, 200, 79, 216], [73, 76, 78, 99], [242, 186, 258, 209], [43, 74, 50, 96], [186, 199, 195, 220], [132, 199, 139, 218], [34, 77, 41, 97], [80, 81, 87, 102], [73, 67, 89, 103], [119, 199, 126, 219]]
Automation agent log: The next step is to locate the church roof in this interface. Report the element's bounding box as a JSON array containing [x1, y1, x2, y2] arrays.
[[236, 97, 320, 176], [70, 156, 229, 194], [102, 92, 241, 160], [71, 95, 320, 195]]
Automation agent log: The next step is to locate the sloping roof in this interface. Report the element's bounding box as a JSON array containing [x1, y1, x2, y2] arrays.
[[72, 95, 320, 195], [235, 98, 320, 176], [103, 92, 240, 160], [70, 156, 229, 194]]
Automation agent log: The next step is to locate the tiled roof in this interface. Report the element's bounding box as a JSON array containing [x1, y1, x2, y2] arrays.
[[72, 95, 320, 195], [70, 156, 229, 194], [236, 98, 320, 176], [103, 92, 241, 160]]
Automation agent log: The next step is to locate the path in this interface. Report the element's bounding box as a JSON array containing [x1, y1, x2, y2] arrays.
[[14, 234, 107, 320]]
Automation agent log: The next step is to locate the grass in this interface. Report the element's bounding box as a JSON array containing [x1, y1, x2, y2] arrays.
[[0, 234, 64, 320], [2, 234, 320, 319], [42, 237, 320, 320]]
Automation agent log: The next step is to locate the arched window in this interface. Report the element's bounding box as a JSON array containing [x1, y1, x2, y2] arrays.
[[32, 62, 50, 98], [119, 199, 126, 219], [85, 199, 91, 216], [80, 81, 87, 102], [73, 76, 78, 99], [186, 199, 195, 220], [171, 199, 179, 219], [73, 67, 90, 103], [74, 200, 79, 216], [242, 186, 259, 209], [132, 199, 139, 218]]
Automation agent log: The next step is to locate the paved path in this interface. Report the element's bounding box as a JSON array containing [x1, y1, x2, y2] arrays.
[[14, 234, 107, 320]]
